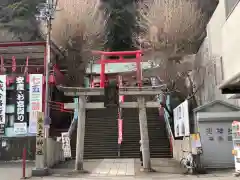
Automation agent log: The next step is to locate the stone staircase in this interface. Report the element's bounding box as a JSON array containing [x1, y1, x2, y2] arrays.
[[71, 95, 171, 159], [84, 108, 118, 159], [120, 96, 172, 158]]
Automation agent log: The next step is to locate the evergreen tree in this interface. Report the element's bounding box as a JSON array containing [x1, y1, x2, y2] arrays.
[[102, 0, 138, 51], [0, 0, 45, 41], [0, 0, 140, 48]]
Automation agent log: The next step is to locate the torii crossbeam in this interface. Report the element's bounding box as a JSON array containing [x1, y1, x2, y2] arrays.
[[92, 50, 143, 87]]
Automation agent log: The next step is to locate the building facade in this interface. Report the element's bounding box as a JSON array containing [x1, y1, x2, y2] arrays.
[[192, 0, 240, 106], [219, 0, 240, 95], [0, 41, 68, 160]]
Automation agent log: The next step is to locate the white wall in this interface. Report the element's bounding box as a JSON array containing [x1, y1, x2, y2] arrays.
[[222, 2, 240, 82], [193, 0, 240, 106], [207, 0, 226, 56], [207, 0, 226, 88]]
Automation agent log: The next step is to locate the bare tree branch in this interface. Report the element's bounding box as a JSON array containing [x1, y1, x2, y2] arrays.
[[51, 0, 104, 49], [138, 0, 205, 58], [50, 0, 105, 86]]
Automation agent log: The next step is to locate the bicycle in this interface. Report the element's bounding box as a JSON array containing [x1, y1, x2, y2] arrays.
[[180, 149, 197, 174]]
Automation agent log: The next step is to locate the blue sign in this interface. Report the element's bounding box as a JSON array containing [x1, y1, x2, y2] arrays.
[[74, 98, 78, 121], [32, 86, 40, 93], [44, 116, 51, 127]]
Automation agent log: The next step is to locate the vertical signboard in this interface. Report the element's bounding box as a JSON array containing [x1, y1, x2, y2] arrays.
[[150, 76, 157, 87], [29, 74, 43, 134], [61, 132, 72, 158], [0, 75, 6, 134], [36, 112, 44, 155], [14, 76, 27, 134], [232, 121, 240, 172], [73, 98, 78, 121], [118, 76, 123, 145]]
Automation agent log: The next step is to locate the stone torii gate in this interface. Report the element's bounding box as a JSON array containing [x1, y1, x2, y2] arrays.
[[57, 85, 167, 172]]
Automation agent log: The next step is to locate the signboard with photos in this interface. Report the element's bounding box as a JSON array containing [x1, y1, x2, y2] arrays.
[[190, 133, 203, 154], [231, 121, 240, 172], [173, 100, 190, 137], [14, 76, 27, 135], [0, 75, 6, 134]]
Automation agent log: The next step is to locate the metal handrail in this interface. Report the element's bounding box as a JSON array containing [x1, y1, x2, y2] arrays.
[[155, 94, 174, 143], [163, 111, 174, 140]]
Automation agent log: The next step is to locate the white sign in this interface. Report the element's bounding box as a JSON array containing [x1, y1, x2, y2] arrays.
[[0, 75, 6, 125], [61, 132, 72, 158], [2, 140, 6, 147], [173, 100, 190, 137], [14, 122, 27, 135], [29, 74, 43, 134], [150, 77, 157, 87]]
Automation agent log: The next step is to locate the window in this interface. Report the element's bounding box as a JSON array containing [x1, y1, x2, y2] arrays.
[[6, 90, 15, 104], [26, 113, 29, 125], [220, 57, 224, 81], [6, 114, 14, 127], [214, 63, 217, 85]]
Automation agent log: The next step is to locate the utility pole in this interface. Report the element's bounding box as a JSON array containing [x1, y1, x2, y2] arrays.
[[138, 96, 151, 171], [32, 0, 57, 176], [44, 0, 52, 136], [43, 0, 52, 170], [75, 96, 86, 171]]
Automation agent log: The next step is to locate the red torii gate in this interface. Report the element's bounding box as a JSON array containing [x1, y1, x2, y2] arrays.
[[92, 50, 143, 147], [92, 50, 143, 87]]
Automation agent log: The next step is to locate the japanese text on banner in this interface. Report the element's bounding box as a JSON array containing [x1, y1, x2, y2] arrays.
[[15, 76, 26, 123]]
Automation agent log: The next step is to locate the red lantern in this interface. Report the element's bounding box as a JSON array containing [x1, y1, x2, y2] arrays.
[[6, 76, 10, 86], [26, 74, 29, 83], [49, 74, 55, 84]]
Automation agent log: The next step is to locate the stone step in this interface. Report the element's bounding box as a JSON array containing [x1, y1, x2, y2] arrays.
[[70, 100, 172, 159]]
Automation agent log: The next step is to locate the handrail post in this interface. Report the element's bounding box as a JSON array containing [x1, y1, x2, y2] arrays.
[[100, 55, 105, 88]]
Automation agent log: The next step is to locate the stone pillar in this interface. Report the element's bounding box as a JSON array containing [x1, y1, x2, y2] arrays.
[[75, 96, 86, 171], [68, 98, 78, 138], [32, 112, 48, 176], [138, 96, 151, 170]]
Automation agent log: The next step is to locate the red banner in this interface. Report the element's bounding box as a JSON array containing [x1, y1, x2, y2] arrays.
[[118, 75, 123, 145], [118, 119, 123, 144], [118, 75, 124, 103], [12, 56, 16, 72], [0, 56, 4, 73], [24, 56, 29, 75]]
